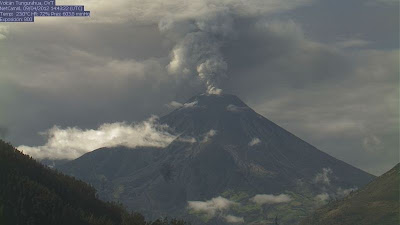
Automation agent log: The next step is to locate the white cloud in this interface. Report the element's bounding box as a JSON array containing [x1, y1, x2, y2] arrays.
[[226, 104, 239, 112], [336, 187, 357, 198], [202, 129, 218, 143], [167, 100, 199, 109], [250, 194, 292, 205], [166, 101, 184, 109], [17, 116, 177, 160], [224, 214, 244, 223], [187, 196, 236, 217], [206, 86, 223, 95], [177, 136, 197, 143], [248, 138, 261, 146], [313, 168, 333, 185], [315, 193, 329, 202], [183, 101, 198, 108], [315, 187, 357, 202]]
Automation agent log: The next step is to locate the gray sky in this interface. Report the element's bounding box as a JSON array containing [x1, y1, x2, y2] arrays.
[[0, 0, 398, 175]]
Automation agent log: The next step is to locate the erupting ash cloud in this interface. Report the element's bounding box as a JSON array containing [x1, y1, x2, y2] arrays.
[[154, 0, 314, 94], [159, 8, 233, 94]]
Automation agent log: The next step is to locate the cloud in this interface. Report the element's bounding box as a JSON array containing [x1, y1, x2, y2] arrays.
[[183, 101, 199, 108], [187, 196, 237, 217], [226, 104, 239, 112], [202, 129, 218, 143], [313, 168, 333, 185], [231, 18, 398, 175], [17, 116, 177, 160], [315, 187, 357, 203], [315, 193, 330, 202], [250, 194, 292, 205], [177, 136, 197, 144], [166, 101, 184, 109], [156, 0, 314, 94], [248, 138, 261, 146], [162, 11, 231, 94], [363, 134, 383, 152], [224, 214, 244, 223], [167, 100, 199, 109], [336, 187, 357, 198]]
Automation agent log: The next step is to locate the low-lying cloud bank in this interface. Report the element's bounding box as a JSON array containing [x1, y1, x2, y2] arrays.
[[251, 194, 292, 205], [187, 196, 236, 217], [188, 196, 244, 223], [224, 214, 244, 223], [17, 116, 177, 160], [315, 187, 358, 202]]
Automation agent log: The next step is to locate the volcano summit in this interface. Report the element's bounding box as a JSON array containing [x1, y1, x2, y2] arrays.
[[59, 94, 374, 225]]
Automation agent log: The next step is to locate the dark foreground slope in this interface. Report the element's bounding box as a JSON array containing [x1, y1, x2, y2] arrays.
[[0, 140, 187, 225], [59, 94, 375, 225], [300, 163, 400, 225]]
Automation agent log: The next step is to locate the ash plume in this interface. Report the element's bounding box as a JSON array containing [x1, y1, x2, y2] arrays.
[[123, 0, 315, 94], [159, 7, 234, 95]]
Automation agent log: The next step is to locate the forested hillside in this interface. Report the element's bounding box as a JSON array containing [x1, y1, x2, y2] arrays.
[[0, 140, 187, 225]]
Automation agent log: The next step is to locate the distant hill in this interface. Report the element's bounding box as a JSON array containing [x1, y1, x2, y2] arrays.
[[0, 140, 187, 225], [300, 163, 400, 225], [59, 94, 375, 225]]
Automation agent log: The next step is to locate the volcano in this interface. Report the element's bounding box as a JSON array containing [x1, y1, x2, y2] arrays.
[[59, 94, 374, 225]]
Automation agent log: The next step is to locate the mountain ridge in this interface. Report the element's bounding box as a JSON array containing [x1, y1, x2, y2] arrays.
[[300, 163, 399, 225], [0, 139, 188, 225], [59, 93, 375, 225]]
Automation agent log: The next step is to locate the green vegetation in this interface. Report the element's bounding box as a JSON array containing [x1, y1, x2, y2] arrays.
[[191, 189, 321, 225], [300, 164, 400, 225], [0, 140, 188, 225]]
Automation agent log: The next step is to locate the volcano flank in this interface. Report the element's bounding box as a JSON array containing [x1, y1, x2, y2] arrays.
[[59, 94, 375, 225]]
